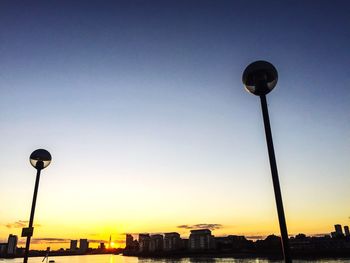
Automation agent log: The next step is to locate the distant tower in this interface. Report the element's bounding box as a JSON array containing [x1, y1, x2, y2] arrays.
[[126, 234, 134, 249], [344, 226, 350, 237], [109, 235, 112, 248], [70, 240, 78, 251], [79, 239, 89, 253], [334, 224, 343, 237], [7, 234, 18, 255]]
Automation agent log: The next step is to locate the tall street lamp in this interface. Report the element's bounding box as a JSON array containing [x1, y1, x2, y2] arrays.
[[242, 61, 292, 263], [23, 149, 52, 263]]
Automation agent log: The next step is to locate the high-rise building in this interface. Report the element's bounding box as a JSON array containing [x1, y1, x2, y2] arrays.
[[189, 229, 214, 250], [138, 234, 150, 253], [344, 226, 350, 237], [7, 234, 18, 255], [0, 243, 7, 256], [70, 240, 78, 251], [149, 234, 163, 252], [334, 224, 343, 237], [126, 234, 134, 249], [125, 234, 139, 251], [163, 232, 181, 251], [79, 239, 89, 253]]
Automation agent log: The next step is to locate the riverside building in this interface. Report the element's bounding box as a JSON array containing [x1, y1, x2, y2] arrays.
[[149, 235, 163, 252], [7, 235, 17, 255], [189, 229, 214, 250], [138, 234, 150, 253], [163, 232, 181, 251], [79, 239, 89, 253], [70, 240, 78, 251]]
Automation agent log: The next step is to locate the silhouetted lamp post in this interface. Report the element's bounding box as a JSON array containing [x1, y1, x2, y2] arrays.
[[242, 61, 292, 263], [23, 149, 52, 263]]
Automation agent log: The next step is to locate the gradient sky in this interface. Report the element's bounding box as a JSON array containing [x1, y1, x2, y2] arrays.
[[0, 0, 349, 249]]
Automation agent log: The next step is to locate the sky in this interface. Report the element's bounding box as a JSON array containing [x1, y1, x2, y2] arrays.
[[0, 0, 349, 250]]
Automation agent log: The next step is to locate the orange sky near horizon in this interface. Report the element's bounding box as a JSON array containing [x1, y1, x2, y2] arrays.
[[1, 215, 349, 250]]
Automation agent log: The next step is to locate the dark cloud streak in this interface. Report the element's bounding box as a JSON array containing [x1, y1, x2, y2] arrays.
[[5, 220, 41, 229], [177, 223, 223, 230], [18, 238, 124, 245], [18, 238, 70, 245]]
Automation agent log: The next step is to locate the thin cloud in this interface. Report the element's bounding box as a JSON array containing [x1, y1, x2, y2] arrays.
[[18, 238, 124, 245], [18, 238, 70, 245], [87, 239, 107, 243], [93, 239, 125, 244], [177, 223, 223, 230], [177, 225, 191, 229], [5, 220, 41, 229]]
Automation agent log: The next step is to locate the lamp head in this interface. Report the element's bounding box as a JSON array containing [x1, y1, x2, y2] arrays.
[[30, 149, 52, 170], [242, 60, 278, 96]]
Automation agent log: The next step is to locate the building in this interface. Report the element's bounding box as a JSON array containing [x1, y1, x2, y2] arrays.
[[99, 243, 105, 249], [0, 243, 7, 256], [125, 234, 139, 251], [149, 234, 163, 252], [7, 234, 18, 255], [344, 226, 350, 237], [189, 229, 214, 250], [70, 240, 78, 251], [255, 235, 282, 251], [138, 234, 150, 253], [108, 235, 112, 249], [79, 239, 89, 253], [215, 235, 250, 251], [181, 238, 189, 250], [126, 234, 134, 249], [163, 232, 181, 251], [334, 224, 344, 237]]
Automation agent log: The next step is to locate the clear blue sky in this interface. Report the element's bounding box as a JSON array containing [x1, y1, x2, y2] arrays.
[[0, 0, 349, 248]]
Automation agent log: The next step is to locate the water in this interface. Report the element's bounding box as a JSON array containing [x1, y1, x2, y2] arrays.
[[0, 255, 349, 263]]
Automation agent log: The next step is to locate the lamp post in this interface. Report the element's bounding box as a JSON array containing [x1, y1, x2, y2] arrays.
[[242, 61, 292, 263], [23, 149, 52, 263]]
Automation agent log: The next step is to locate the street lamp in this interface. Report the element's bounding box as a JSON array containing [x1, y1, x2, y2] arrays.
[[23, 149, 52, 263], [242, 61, 292, 263]]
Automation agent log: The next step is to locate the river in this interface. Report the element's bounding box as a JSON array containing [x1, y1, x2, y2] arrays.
[[0, 254, 349, 263]]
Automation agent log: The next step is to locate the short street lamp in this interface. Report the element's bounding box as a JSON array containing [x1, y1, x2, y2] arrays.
[[242, 61, 292, 263], [23, 149, 52, 263]]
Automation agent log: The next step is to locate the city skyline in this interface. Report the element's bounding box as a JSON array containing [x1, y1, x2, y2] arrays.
[[1, 0, 350, 251], [2, 222, 350, 252], [2, 222, 350, 250]]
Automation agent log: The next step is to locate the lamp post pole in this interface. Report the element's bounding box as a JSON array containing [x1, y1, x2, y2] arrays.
[[260, 94, 291, 263], [23, 165, 42, 263], [242, 61, 292, 263], [23, 149, 52, 263]]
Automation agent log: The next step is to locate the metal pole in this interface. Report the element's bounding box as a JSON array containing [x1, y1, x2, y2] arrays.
[[23, 168, 42, 263], [260, 94, 292, 263]]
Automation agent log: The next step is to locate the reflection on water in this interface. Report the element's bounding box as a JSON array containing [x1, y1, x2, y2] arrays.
[[0, 255, 349, 263]]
